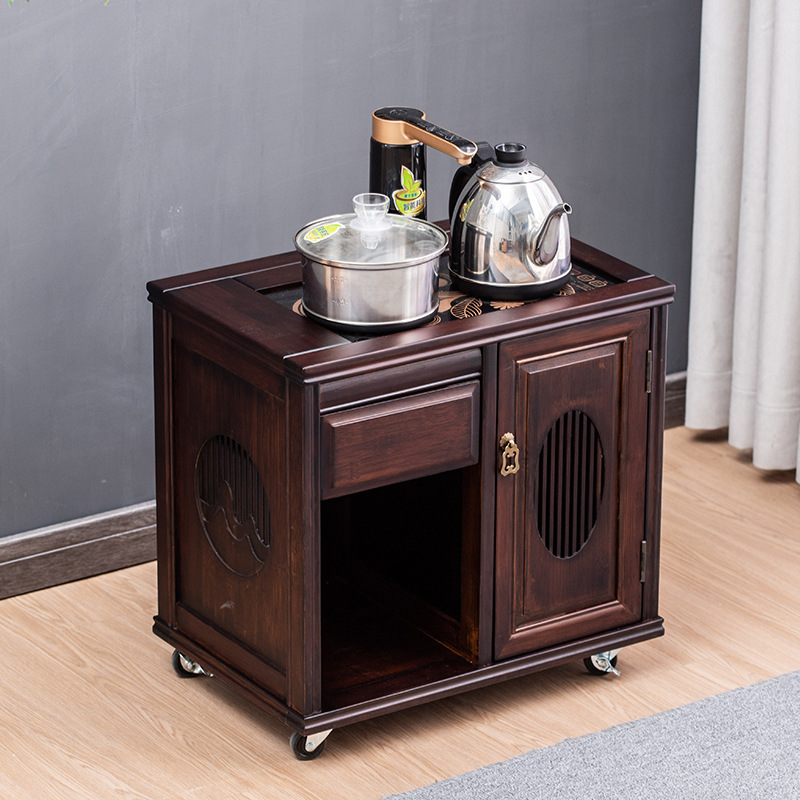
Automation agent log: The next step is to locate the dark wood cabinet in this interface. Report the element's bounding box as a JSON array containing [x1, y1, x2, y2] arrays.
[[148, 238, 673, 757]]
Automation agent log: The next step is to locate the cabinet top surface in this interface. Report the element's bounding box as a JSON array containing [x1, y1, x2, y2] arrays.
[[147, 235, 674, 381]]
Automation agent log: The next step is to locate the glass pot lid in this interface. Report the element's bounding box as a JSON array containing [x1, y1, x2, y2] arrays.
[[295, 193, 448, 269]]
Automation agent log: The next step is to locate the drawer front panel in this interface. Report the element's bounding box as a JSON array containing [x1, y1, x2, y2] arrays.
[[318, 350, 482, 413], [321, 382, 480, 498]]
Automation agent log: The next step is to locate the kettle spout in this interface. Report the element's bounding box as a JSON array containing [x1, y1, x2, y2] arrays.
[[531, 203, 572, 266]]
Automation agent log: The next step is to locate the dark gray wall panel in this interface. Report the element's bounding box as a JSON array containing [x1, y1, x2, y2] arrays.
[[0, 0, 700, 538]]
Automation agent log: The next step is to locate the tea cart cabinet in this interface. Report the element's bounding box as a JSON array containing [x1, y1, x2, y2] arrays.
[[148, 238, 673, 758]]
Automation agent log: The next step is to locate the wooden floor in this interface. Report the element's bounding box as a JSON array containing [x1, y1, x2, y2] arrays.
[[2, 427, 799, 800]]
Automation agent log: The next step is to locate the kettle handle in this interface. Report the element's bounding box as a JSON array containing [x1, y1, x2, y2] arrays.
[[448, 141, 495, 220]]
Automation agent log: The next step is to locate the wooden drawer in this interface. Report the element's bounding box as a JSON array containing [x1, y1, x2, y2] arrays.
[[321, 382, 480, 498], [317, 349, 482, 413]]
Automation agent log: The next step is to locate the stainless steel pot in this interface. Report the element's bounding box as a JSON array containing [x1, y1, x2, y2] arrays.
[[295, 194, 448, 334]]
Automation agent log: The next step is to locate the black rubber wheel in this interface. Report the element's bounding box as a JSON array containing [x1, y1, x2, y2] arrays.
[[290, 732, 327, 760], [583, 654, 618, 676], [171, 649, 202, 678]]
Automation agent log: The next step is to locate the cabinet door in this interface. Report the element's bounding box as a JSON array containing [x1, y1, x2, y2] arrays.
[[494, 311, 650, 660]]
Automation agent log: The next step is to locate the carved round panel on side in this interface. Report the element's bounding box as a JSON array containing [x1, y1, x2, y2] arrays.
[[194, 435, 270, 577]]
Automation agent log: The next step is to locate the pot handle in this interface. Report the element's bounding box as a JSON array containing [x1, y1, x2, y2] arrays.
[[448, 141, 495, 220]]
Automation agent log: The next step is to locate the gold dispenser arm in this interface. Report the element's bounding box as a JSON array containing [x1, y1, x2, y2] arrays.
[[372, 107, 478, 165]]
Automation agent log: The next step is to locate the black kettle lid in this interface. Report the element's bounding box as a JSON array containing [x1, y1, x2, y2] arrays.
[[494, 143, 527, 165]]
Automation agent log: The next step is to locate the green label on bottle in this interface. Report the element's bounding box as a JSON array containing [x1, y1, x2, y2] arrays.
[[392, 165, 426, 217]]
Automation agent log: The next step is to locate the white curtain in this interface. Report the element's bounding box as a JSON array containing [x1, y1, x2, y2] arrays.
[[685, 0, 800, 482]]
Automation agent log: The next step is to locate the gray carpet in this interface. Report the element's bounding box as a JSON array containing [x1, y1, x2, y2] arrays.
[[383, 670, 800, 799]]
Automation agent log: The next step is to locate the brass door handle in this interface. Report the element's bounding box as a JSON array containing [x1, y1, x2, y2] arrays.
[[499, 432, 520, 476]]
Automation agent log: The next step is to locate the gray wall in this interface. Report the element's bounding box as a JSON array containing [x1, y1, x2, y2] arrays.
[[0, 0, 701, 539]]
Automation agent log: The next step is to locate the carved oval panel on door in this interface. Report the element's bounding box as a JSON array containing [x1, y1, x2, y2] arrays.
[[535, 409, 605, 559]]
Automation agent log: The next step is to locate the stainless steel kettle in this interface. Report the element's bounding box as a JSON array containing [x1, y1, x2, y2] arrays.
[[448, 142, 572, 300]]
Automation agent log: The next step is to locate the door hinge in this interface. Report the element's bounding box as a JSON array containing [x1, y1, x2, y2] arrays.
[[645, 349, 653, 394], [640, 540, 648, 583]]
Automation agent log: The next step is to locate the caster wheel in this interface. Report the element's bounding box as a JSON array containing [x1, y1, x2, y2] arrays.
[[584, 652, 619, 676], [171, 650, 208, 678], [290, 732, 327, 760]]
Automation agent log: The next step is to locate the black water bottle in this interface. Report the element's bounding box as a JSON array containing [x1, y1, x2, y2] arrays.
[[369, 107, 428, 219], [368, 107, 478, 221], [369, 138, 427, 219]]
